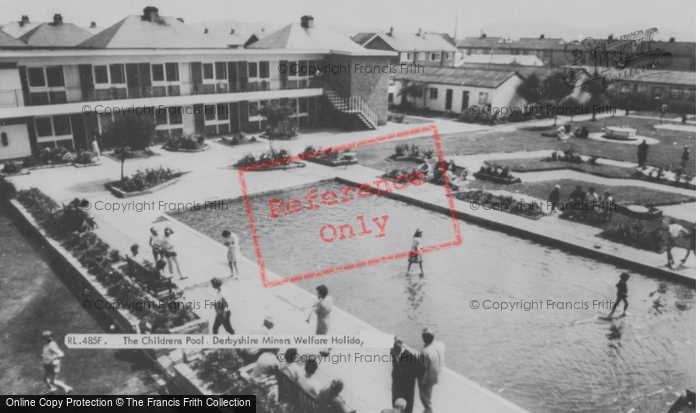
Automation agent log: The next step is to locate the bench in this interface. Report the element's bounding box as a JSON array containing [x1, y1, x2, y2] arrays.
[[275, 370, 328, 413], [126, 256, 174, 300]]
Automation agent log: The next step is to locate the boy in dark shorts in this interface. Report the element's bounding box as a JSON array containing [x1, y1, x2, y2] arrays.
[[607, 273, 630, 318]]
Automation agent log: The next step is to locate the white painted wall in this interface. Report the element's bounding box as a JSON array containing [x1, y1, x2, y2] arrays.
[[0, 68, 23, 108], [0, 123, 31, 160]]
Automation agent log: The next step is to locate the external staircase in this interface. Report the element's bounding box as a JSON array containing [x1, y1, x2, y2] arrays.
[[322, 85, 378, 130]]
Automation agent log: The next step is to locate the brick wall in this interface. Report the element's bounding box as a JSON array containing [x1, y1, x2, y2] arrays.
[[327, 54, 390, 125]]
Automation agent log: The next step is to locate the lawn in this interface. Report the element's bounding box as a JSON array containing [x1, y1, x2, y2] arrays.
[[465, 179, 695, 207], [354, 116, 696, 174], [490, 157, 639, 179]]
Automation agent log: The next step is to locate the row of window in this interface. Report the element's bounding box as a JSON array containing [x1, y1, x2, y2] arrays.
[[428, 87, 489, 104], [26, 60, 317, 90], [400, 52, 454, 62]]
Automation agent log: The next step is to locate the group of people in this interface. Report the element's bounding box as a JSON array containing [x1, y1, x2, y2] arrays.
[[549, 185, 614, 222], [637, 139, 691, 170], [148, 226, 187, 280]]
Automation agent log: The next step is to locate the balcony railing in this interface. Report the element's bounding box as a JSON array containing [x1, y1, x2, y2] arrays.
[[0, 77, 324, 108]]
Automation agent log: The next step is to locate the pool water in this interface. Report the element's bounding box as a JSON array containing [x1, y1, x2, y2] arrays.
[[171, 181, 695, 413]]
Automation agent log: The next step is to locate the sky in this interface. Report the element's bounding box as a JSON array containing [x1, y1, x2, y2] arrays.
[[0, 0, 696, 41]]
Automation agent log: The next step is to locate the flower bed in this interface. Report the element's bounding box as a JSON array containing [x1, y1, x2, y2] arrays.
[[454, 189, 545, 220], [382, 167, 424, 185], [163, 133, 209, 152], [474, 163, 521, 184], [0, 161, 29, 176], [599, 219, 668, 253], [19, 147, 99, 170], [386, 143, 434, 162], [234, 147, 305, 170], [196, 349, 290, 410], [300, 145, 359, 167], [218, 132, 258, 147], [105, 167, 187, 198], [104, 148, 158, 161], [635, 165, 695, 189], [15, 188, 200, 331]]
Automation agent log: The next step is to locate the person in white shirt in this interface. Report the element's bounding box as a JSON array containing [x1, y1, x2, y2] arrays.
[[280, 348, 304, 382], [419, 328, 445, 413], [666, 220, 689, 268], [298, 359, 323, 396], [41, 331, 73, 393], [91, 138, 101, 161], [250, 348, 280, 381], [162, 227, 186, 280], [221, 230, 240, 279], [149, 227, 164, 263]]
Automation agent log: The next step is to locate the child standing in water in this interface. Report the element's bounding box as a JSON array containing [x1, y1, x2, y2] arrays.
[[607, 272, 630, 318], [407, 229, 424, 276], [222, 230, 240, 279]]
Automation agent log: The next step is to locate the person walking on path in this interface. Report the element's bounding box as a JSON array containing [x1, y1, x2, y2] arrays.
[[681, 223, 695, 264], [308, 285, 333, 335], [391, 337, 425, 413], [149, 227, 163, 264], [162, 227, 187, 280], [40, 331, 73, 394], [407, 229, 424, 276], [665, 220, 689, 268], [419, 328, 445, 413], [681, 146, 690, 168], [607, 272, 631, 318], [221, 230, 240, 279], [548, 185, 561, 214], [210, 278, 235, 334], [91, 138, 101, 161], [637, 139, 649, 167]]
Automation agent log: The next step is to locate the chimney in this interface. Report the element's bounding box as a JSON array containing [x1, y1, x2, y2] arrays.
[[539, 34, 544, 39], [481, 33, 486, 38], [90, 21, 96, 28], [142, 6, 159, 22], [52, 14, 63, 26], [177, 18, 184, 22], [204, 28, 209, 34], [230, 29, 235, 34], [669, 37, 675, 42], [417, 28, 422, 37], [301, 15, 314, 29], [20, 15, 29, 27], [389, 27, 393, 36]]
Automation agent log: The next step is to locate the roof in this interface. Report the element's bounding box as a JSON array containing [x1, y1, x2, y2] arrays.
[[499, 37, 567, 50], [457, 36, 502, 49], [0, 31, 26, 48], [249, 23, 391, 55], [19, 22, 92, 47], [1, 21, 41, 38], [395, 65, 522, 88], [627, 71, 695, 86], [457, 54, 544, 66], [654, 41, 696, 56], [450, 62, 558, 81], [202, 30, 257, 48], [82, 25, 104, 35], [352, 32, 376, 45], [79, 15, 228, 49], [362, 32, 457, 52]]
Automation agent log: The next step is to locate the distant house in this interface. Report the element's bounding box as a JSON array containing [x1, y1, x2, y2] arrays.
[[618, 71, 695, 102], [392, 66, 525, 114], [1, 15, 41, 39], [353, 29, 457, 67], [458, 34, 567, 66], [651, 39, 695, 72], [0, 31, 26, 48], [457, 54, 544, 66], [19, 15, 93, 47]]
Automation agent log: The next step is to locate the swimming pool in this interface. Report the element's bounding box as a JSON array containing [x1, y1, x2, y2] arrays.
[[171, 180, 695, 413]]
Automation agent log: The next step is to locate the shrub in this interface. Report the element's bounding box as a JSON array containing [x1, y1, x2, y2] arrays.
[[2, 161, 22, 174], [422, 149, 434, 159], [235, 154, 257, 168], [197, 349, 246, 393], [22, 156, 37, 168], [394, 144, 406, 156], [74, 150, 94, 165], [601, 219, 666, 252], [0, 176, 17, 201], [117, 167, 182, 193]]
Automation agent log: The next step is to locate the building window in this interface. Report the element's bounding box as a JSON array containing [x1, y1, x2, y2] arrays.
[[156, 110, 168, 125], [152, 64, 165, 82], [217, 104, 229, 120], [651, 87, 663, 99], [94, 66, 109, 84], [478, 92, 489, 105], [443, 52, 452, 60], [430, 53, 440, 61], [400, 52, 413, 62], [35, 117, 53, 137], [670, 90, 680, 99], [389, 76, 395, 85], [429, 88, 438, 99], [53, 115, 71, 135], [169, 110, 182, 125], [109, 64, 125, 84], [248, 62, 258, 78], [259, 61, 270, 78], [418, 53, 426, 61], [27, 68, 46, 87], [249, 102, 259, 117], [299, 98, 308, 113], [165, 63, 179, 82], [45, 67, 65, 87], [215, 62, 227, 80], [203, 63, 214, 80], [388, 93, 394, 103]]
